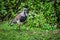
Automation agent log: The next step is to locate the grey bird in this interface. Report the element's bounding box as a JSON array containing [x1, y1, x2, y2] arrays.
[[9, 8, 28, 30]]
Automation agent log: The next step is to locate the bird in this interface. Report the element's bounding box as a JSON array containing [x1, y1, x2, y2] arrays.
[[9, 8, 28, 30]]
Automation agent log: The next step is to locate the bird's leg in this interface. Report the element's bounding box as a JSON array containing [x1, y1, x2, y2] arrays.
[[16, 19, 20, 31], [18, 24, 20, 31]]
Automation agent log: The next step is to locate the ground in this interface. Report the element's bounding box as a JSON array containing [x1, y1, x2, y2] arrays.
[[0, 21, 60, 40]]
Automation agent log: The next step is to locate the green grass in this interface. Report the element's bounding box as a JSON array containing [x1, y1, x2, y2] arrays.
[[0, 21, 60, 40]]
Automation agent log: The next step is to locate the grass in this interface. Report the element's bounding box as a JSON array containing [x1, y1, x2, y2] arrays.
[[0, 21, 60, 40]]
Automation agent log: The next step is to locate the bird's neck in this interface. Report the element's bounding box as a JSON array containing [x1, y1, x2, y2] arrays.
[[24, 12, 26, 16]]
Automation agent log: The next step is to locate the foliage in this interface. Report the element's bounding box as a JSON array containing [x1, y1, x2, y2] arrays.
[[0, 0, 60, 30], [0, 22, 60, 40], [0, 0, 60, 40]]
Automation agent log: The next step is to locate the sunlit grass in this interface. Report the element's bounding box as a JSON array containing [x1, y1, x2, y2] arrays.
[[0, 21, 60, 40]]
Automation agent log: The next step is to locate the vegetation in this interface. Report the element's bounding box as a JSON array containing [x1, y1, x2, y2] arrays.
[[0, 21, 60, 40], [0, 0, 60, 40]]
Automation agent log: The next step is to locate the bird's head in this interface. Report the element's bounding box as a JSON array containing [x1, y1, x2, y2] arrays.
[[23, 8, 28, 13]]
